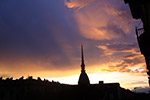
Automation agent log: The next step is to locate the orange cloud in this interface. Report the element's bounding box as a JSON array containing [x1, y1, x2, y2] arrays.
[[64, 0, 94, 9], [0, 57, 81, 79], [96, 41, 146, 76], [99, 54, 146, 76], [97, 42, 140, 56], [65, 0, 135, 40]]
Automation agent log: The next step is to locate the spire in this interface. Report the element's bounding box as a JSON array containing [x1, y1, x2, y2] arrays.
[[78, 45, 90, 86], [81, 45, 85, 71]]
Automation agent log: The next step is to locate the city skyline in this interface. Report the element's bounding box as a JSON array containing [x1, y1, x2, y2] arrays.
[[0, 0, 148, 89]]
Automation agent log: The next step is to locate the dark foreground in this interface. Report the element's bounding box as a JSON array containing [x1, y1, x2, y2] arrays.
[[0, 77, 150, 100]]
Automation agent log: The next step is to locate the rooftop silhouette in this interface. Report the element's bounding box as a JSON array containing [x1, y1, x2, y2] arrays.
[[0, 76, 150, 100]]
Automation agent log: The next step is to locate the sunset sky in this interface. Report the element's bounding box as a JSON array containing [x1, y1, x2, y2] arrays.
[[0, 0, 148, 89]]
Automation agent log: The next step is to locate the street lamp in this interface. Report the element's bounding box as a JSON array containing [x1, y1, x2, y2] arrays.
[[124, 0, 150, 87]]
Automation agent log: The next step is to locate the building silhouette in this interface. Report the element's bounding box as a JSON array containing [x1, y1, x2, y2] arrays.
[[78, 45, 90, 86], [124, 0, 150, 86]]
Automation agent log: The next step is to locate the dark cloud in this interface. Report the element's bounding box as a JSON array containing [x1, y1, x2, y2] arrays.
[[98, 42, 139, 57], [106, 42, 138, 52], [132, 87, 150, 93], [99, 22, 127, 39], [124, 54, 139, 58], [122, 56, 144, 66]]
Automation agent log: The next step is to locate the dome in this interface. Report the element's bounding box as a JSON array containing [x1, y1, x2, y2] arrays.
[[78, 70, 90, 86]]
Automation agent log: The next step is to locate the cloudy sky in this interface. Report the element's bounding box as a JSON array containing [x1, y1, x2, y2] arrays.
[[0, 0, 148, 89]]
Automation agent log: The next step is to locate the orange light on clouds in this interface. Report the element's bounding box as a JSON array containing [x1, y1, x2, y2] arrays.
[[65, 0, 135, 40], [64, 0, 94, 9]]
